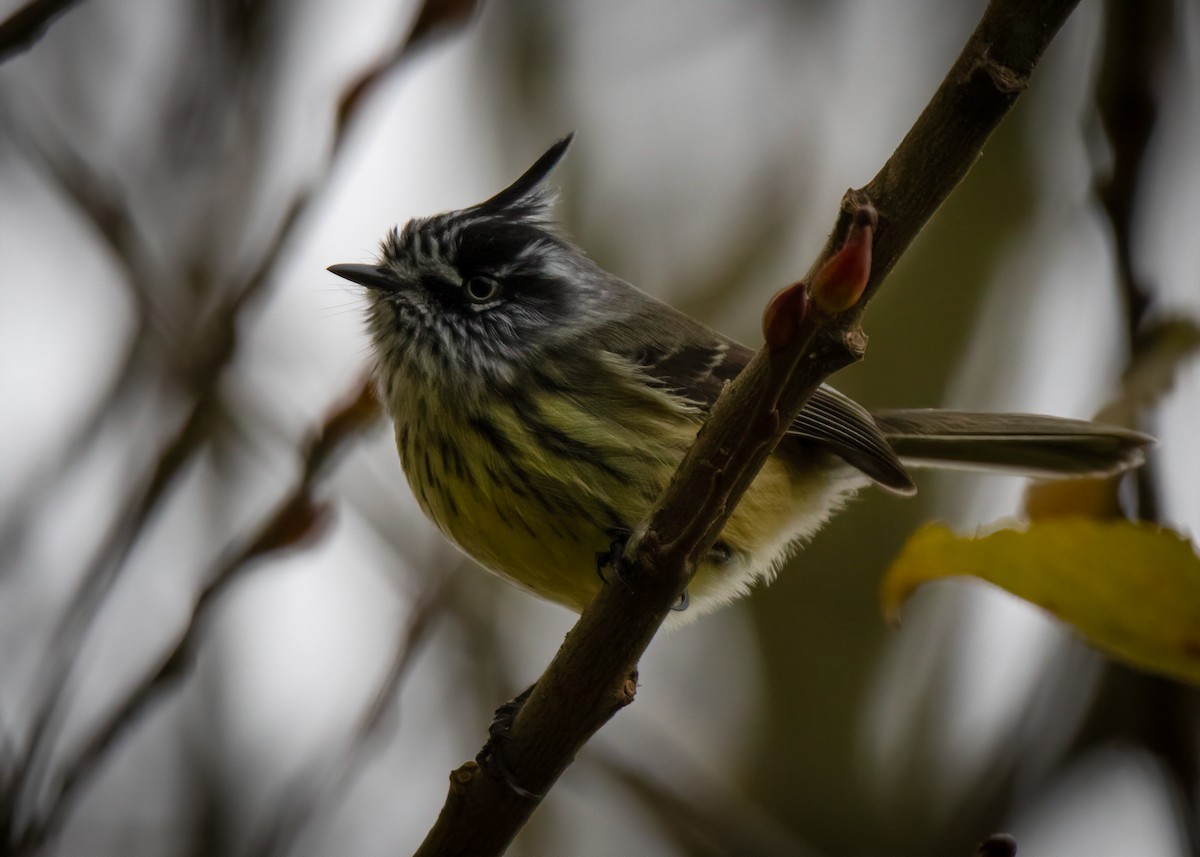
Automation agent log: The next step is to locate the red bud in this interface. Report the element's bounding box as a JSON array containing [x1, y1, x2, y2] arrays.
[[811, 205, 876, 315], [762, 281, 811, 351]]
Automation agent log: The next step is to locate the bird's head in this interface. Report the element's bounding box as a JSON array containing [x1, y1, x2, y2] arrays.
[[329, 135, 606, 391]]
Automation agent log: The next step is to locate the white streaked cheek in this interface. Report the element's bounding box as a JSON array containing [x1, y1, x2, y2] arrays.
[[530, 256, 578, 282]]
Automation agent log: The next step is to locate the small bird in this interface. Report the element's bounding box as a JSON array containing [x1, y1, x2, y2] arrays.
[[329, 136, 1149, 625]]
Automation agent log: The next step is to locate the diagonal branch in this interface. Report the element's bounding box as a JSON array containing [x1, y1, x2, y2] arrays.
[[3, 0, 476, 838], [246, 566, 454, 857], [7, 379, 381, 857], [1089, 4, 1200, 854], [0, 0, 84, 62], [412, 0, 1081, 854]]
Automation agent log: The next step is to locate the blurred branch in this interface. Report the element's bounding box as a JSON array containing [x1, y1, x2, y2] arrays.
[[332, 0, 479, 160], [7, 196, 294, 824], [249, 565, 455, 857], [5, 378, 382, 857], [13, 123, 154, 312], [0, 0, 83, 62], [0, 123, 157, 576], [4, 0, 479, 845], [413, 1, 1081, 854], [1094, 0, 1170, 524], [1, 0, 478, 562], [1095, 1, 1165, 340], [1086, 2, 1200, 851], [1, 0, 479, 572], [976, 833, 1017, 857], [591, 749, 826, 857], [4, 353, 225, 835]]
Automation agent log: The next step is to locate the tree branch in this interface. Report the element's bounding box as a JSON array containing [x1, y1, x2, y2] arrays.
[[7, 379, 381, 857], [0, 0, 83, 62], [2, 1, 477, 846], [412, 0, 1081, 854], [247, 569, 453, 857], [976, 833, 1018, 857], [1090, 3, 1200, 853]]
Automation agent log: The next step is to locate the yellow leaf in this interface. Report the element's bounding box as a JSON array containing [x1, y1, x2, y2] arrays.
[[1024, 475, 1123, 521], [881, 520, 1200, 685]]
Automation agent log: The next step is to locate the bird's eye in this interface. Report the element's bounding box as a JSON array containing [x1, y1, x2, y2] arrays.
[[464, 276, 501, 303]]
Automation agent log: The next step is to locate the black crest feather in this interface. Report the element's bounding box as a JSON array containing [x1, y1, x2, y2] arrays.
[[472, 133, 574, 221]]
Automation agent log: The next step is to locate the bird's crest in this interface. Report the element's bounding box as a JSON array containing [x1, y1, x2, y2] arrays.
[[470, 133, 574, 225]]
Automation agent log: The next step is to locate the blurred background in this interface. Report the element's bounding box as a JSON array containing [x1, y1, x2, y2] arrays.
[[1, 0, 1198, 855]]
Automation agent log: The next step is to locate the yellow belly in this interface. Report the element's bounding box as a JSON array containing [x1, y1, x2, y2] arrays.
[[390, 377, 862, 622]]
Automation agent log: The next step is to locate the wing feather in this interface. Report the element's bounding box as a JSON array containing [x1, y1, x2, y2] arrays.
[[601, 295, 914, 493]]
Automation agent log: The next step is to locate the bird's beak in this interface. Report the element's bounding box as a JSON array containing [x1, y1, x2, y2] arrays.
[[327, 263, 398, 292]]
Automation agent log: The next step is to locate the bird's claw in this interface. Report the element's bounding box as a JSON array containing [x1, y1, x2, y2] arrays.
[[476, 685, 543, 801], [596, 528, 689, 612]]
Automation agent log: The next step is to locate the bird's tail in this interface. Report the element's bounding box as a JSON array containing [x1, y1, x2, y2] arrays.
[[872, 410, 1152, 478]]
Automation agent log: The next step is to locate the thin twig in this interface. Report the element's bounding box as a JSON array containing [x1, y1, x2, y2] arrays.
[[331, 0, 480, 160], [1091, 2, 1200, 851], [0, 120, 157, 577], [1095, 0, 1168, 523], [6, 377, 223, 831], [5, 0, 477, 835], [0, 0, 84, 62], [247, 568, 454, 857], [976, 833, 1018, 857], [590, 744, 827, 857], [413, 1, 1081, 854], [7, 379, 382, 857]]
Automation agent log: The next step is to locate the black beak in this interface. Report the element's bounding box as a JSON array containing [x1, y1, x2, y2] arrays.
[[327, 263, 398, 292]]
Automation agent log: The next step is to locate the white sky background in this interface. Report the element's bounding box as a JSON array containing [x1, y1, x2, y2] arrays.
[[1, 0, 1198, 855]]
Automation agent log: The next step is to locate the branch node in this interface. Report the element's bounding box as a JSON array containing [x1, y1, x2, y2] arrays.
[[842, 327, 869, 360], [839, 187, 875, 226], [983, 58, 1027, 93], [971, 46, 1028, 94], [618, 672, 638, 707], [449, 761, 480, 793]]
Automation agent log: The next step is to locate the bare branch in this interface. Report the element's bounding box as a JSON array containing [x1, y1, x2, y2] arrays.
[[976, 833, 1018, 857], [247, 569, 453, 857], [1089, 5, 1200, 854], [0, 122, 159, 578], [7, 185, 299, 813], [3, 0, 480, 851], [331, 0, 479, 161], [0, 0, 84, 62], [590, 749, 827, 857], [1094, 0, 1170, 522], [8, 302, 238, 818], [7, 379, 381, 857], [413, 1, 1081, 854]]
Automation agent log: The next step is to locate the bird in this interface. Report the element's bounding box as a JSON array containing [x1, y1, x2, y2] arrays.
[[329, 135, 1150, 626]]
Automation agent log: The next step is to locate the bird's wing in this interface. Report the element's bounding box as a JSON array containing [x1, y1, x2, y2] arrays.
[[605, 297, 915, 493]]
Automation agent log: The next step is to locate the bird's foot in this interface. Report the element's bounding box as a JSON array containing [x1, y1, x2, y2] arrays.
[[476, 684, 543, 801], [595, 528, 689, 612]]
